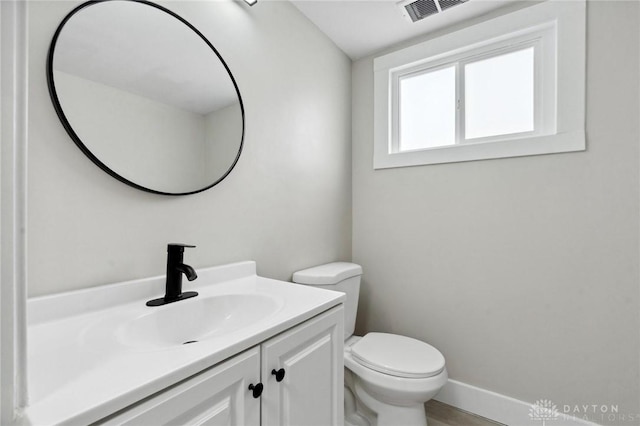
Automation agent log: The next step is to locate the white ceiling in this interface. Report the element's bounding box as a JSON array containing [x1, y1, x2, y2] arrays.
[[289, 0, 522, 60]]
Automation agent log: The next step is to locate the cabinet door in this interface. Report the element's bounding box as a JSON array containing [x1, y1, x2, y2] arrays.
[[98, 347, 261, 426], [261, 306, 344, 426]]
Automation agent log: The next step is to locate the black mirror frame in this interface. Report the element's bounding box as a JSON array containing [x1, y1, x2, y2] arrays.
[[46, 0, 245, 196]]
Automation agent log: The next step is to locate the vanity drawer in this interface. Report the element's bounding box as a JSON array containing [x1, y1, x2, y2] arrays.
[[96, 347, 261, 426]]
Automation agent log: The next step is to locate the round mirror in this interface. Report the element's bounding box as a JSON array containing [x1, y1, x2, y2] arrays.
[[47, 0, 244, 195]]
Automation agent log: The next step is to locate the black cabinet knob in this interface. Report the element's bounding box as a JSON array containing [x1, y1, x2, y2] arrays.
[[271, 368, 286, 382], [248, 383, 263, 398]]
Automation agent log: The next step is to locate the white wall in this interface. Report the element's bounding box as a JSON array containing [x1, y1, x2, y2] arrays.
[[352, 0, 640, 422], [27, 0, 352, 296]]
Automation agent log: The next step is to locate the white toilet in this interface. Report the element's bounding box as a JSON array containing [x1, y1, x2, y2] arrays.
[[293, 262, 447, 426]]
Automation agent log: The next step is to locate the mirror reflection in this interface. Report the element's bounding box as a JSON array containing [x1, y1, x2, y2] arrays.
[[49, 0, 244, 195]]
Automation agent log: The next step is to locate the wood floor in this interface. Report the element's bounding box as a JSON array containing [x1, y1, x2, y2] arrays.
[[425, 400, 505, 426]]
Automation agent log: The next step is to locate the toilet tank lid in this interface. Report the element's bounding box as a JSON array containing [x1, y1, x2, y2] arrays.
[[292, 262, 362, 285]]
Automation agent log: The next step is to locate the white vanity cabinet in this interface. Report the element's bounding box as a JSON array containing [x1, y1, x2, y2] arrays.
[[261, 305, 344, 426], [98, 306, 344, 426]]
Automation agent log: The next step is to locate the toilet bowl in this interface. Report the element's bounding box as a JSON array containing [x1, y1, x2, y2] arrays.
[[292, 263, 447, 426], [344, 335, 447, 426]]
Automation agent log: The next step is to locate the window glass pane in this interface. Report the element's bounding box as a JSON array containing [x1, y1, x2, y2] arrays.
[[464, 47, 535, 140], [399, 66, 456, 151]]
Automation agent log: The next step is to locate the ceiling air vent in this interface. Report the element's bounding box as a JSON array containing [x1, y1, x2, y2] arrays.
[[397, 0, 469, 23]]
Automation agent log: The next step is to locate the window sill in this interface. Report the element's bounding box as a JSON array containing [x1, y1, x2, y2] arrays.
[[373, 130, 585, 169]]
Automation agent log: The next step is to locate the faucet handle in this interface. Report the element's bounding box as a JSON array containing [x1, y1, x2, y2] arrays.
[[167, 243, 196, 252]]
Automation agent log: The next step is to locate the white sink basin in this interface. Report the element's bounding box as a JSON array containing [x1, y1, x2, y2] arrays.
[[117, 293, 283, 349]]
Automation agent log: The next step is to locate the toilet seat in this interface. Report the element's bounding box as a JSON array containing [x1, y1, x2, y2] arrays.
[[344, 338, 448, 409], [350, 333, 445, 379]]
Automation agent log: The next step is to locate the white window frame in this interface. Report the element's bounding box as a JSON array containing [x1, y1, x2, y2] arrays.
[[374, 0, 586, 169]]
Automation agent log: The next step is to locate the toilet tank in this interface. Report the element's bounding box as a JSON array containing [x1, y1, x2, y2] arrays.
[[292, 262, 363, 340]]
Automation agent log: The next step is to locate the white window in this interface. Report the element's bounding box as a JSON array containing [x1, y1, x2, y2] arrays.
[[463, 46, 535, 141], [398, 65, 457, 151], [374, 0, 586, 169]]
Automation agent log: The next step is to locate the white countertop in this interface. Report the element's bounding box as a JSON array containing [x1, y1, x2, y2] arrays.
[[23, 261, 344, 426]]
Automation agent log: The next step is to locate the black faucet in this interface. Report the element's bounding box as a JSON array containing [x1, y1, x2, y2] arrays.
[[146, 244, 198, 306]]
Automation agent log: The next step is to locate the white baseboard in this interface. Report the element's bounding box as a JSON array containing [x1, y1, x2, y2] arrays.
[[433, 379, 600, 426]]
